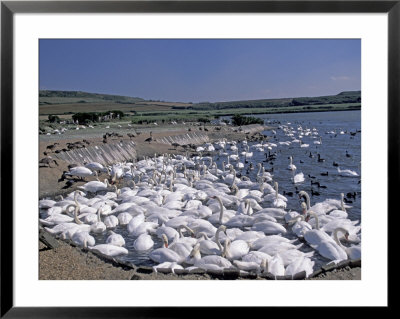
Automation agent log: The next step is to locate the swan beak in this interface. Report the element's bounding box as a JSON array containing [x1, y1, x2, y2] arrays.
[[345, 233, 349, 241]]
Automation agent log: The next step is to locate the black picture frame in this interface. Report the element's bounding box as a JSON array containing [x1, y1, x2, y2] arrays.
[[1, 0, 394, 317]]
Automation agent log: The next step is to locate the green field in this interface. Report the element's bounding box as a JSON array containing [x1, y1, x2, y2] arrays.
[[39, 90, 361, 124]]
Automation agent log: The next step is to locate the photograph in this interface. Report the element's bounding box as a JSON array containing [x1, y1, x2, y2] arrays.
[[38, 38, 362, 281]]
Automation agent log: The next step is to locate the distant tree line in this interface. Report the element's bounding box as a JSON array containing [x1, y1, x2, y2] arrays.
[[72, 110, 125, 124], [231, 114, 264, 126], [171, 91, 361, 111]]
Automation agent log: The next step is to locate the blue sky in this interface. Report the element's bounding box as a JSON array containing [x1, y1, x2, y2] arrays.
[[39, 39, 361, 103]]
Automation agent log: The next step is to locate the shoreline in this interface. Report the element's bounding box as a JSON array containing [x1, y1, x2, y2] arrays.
[[39, 123, 361, 280]]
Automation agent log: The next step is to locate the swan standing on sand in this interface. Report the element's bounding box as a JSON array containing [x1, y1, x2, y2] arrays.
[[64, 166, 96, 180], [78, 178, 111, 193]]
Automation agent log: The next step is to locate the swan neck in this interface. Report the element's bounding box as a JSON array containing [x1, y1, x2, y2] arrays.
[[74, 206, 82, 225], [309, 211, 319, 230], [333, 228, 346, 248], [246, 200, 251, 215], [222, 239, 229, 258], [97, 206, 102, 222], [216, 197, 224, 223], [340, 194, 345, 211], [301, 191, 311, 209], [215, 229, 223, 252]]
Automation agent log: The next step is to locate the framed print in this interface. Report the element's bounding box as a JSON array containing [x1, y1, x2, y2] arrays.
[[1, 0, 395, 316]]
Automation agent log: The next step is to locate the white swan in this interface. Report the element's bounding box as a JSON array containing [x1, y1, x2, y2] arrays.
[[133, 233, 154, 251], [233, 230, 265, 244], [333, 227, 361, 260], [89, 244, 129, 257], [292, 171, 305, 184], [242, 251, 272, 264], [271, 182, 287, 209], [207, 195, 235, 225], [130, 221, 158, 237], [188, 243, 233, 270], [337, 167, 359, 177], [233, 259, 264, 272], [156, 225, 179, 243], [304, 212, 347, 262], [251, 235, 296, 250], [196, 226, 226, 255], [303, 211, 335, 246], [78, 179, 111, 193], [223, 238, 250, 261], [149, 234, 183, 263], [287, 215, 313, 238], [257, 241, 303, 256], [328, 193, 348, 219], [90, 206, 107, 234], [285, 256, 315, 278], [153, 261, 183, 274], [71, 230, 95, 248], [65, 166, 96, 179], [117, 212, 133, 225], [254, 207, 286, 221], [266, 254, 285, 277], [287, 156, 297, 171], [277, 248, 314, 267], [251, 220, 287, 235], [106, 230, 125, 247], [103, 215, 119, 228]]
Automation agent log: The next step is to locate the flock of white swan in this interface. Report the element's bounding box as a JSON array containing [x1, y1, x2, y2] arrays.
[[39, 121, 361, 278]]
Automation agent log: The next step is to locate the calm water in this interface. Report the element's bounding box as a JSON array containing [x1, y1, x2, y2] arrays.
[[43, 110, 362, 270]]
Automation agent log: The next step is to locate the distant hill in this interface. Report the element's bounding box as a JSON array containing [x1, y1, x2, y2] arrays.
[[181, 91, 361, 111], [39, 90, 145, 105], [39, 89, 360, 115]]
